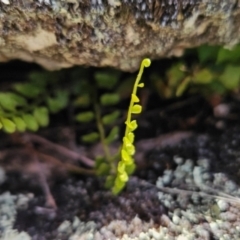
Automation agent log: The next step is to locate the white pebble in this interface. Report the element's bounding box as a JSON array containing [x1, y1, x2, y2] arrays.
[[172, 215, 180, 225], [139, 232, 150, 240], [57, 220, 72, 233], [174, 156, 184, 165], [1, 0, 10, 4], [149, 228, 161, 240], [197, 159, 210, 170], [217, 200, 229, 212], [220, 212, 237, 221]]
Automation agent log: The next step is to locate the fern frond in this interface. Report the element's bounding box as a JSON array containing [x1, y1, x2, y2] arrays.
[[112, 58, 151, 194]]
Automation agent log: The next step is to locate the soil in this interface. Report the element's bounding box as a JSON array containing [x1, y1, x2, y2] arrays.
[[0, 61, 240, 240]]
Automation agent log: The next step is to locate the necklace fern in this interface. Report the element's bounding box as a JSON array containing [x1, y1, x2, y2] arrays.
[[112, 58, 151, 194]]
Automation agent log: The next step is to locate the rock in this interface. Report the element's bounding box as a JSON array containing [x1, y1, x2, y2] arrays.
[[0, 0, 239, 71]]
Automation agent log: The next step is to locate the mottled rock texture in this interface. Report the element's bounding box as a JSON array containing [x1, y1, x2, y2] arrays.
[[0, 0, 239, 71]]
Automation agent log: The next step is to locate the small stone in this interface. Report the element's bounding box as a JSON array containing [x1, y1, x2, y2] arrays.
[[224, 180, 237, 192], [174, 169, 186, 179], [181, 159, 194, 172], [176, 234, 189, 240], [16, 194, 30, 210], [202, 172, 212, 181], [149, 228, 161, 240], [174, 156, 184, 165], [72, 217, 80, 231], [195, 225, 210, 238], [162, 170, 173, 185], [172, 215, 180, 225], [214, 104, 230, 118], [220, 212, 237, 221], [1, 0, 10, 4], [156, 177, 164, 188], [197, 159, 210, 170], [217, 200, 229, 212], [57, 220, 72, 234], [139, 232, 149, 240], [193, 166, 204, 186]]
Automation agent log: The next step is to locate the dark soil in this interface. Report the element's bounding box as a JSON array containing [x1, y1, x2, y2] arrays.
[[1, 61, 240, 240]]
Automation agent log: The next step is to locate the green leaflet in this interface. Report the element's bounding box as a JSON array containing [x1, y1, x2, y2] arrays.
[[0, 117, 16, 133], [127, 132, 134, 143], [105, 126, 119, 144], [102, 111, 120, 125], [126, 120, 138, 131], [197, 45, 220, 63], [100, 93, 120, 106], [81, 132, 99, 143], [167, 63, 185, 87], [96, 162, 110, 176], [220, 65, 240, 90], [47, 91, 69, 113], [119, 171, 128, 182], [74, 94, 91, 107], [12, 117, 26, 132], [75, 111, 95, 123], [104, 175, 115, 189], [112, 176, 125, 195], [176, 77, 191, 97], [125, 162, 136, 175], [22, 114, 39, 131], [95, 156, 105, 169], [13, 83, 43, 98], [217, 45, 240, 64], [131, 104, 142, 114], [0, 92, 26, 111], [28, 71, 50, 87], [131, 94, 139, 103], [33, 107, 49, 127], [95, 71, 119, 89], [193, 69, 214, 84]]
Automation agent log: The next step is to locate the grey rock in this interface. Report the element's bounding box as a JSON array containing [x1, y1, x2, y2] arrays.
[[0, 1, 239, 71]]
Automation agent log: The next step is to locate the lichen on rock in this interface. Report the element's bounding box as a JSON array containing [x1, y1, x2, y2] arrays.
[[0, 0, 239, 71]]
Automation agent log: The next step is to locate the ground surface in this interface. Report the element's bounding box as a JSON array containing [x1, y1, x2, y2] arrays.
[[1, 87, 240, 239]]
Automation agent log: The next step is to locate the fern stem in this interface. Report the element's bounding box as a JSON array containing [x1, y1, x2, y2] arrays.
[[93, 95, 115, 173], [125, 59, 151, 136]]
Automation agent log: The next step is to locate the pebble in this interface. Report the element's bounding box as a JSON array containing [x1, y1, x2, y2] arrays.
[[217, 200, 229, 212], [172, 215, 180, 225], [162, 170, 173, 185], [220, 212, 237, 221], [174, 156, 183, 165], [57, 220, 72, 234]]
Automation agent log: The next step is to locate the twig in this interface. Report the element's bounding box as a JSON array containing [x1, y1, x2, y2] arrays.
[[136, 131, 193, 152], [21, 133, 95, 167], [38, 151, 96, 176], [158, 187, 240, 206]]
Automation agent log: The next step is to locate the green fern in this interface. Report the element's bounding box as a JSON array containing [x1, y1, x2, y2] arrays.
[[74, 72, 121, 185], [74, 60, 151, 194], [0, 71, 69, 133], [112, 58, 151, 195], [151, 44, 240, 98]]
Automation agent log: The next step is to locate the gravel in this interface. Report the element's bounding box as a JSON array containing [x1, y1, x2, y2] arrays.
[[1, 125, 240, 239]]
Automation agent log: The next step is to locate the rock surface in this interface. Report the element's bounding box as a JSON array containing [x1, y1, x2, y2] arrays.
[[0, 0, 239, 71]]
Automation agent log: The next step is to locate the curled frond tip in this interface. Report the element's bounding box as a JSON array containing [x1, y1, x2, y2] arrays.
[[142, 58, 151, 68]]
